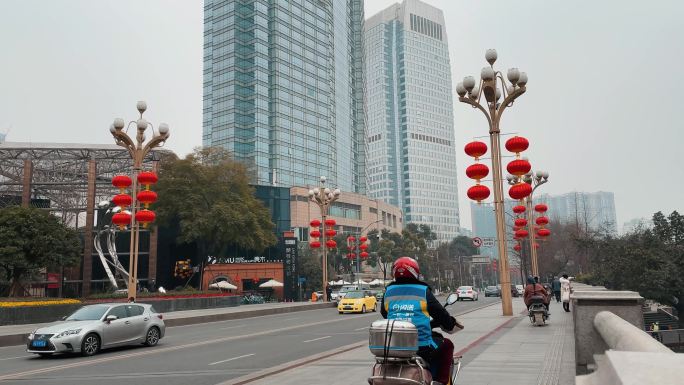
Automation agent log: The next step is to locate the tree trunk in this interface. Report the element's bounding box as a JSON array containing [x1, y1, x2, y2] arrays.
[[9, 269, 26, 297]]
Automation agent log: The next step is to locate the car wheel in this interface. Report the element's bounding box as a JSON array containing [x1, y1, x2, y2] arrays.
[[81, 333, 100, 357], [362, 305, 367, 314], [338, 311, 343, 314], [144, 326, 160, 347], [38, 353, 52, 358]]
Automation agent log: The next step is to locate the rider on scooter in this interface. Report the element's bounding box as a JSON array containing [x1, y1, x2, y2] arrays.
[[523, 275, 550, 311], [381, 257, 463, 385]]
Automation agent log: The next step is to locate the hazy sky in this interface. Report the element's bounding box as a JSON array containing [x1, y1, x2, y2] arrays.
[[1, 0, 682, 231]]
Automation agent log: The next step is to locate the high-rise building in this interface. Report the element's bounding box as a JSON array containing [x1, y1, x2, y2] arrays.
[[203, 0, 366, 193], [536, 191, 617, 233], [364, 0, 460, 242]]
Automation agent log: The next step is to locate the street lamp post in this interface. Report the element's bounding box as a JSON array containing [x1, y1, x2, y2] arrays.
[[110, 101, 170, 301], [456, 49, 528, 316], [308, 176, 340, 302], [507, 170, 549, 277]]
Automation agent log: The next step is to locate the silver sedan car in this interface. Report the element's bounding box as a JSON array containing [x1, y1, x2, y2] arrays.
[[27, 303, 165, 357]]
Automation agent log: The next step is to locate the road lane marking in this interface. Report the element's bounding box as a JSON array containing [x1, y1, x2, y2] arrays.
[[353, 326, 369, 331], [278, 317, 300, 322], [0, 313, 378, 381], [208, 353, 255, 366], [0, 356, 31, 361], [303, 336, 331, 343], [219, 325, 247, 330]]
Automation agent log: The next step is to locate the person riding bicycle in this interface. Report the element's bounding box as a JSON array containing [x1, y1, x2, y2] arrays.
[[381, 257, 463, 385]]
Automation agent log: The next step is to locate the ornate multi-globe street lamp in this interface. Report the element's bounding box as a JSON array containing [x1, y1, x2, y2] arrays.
[[308, 176, 341, 301], [457, 49, 528, 316], [109, 101, 170, 301]]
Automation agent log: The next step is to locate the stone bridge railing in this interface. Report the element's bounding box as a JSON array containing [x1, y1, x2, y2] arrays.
[[571, 284, 683, 384]]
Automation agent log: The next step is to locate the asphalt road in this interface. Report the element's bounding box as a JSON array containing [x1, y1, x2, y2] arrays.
[[0, 297, 500, 385]]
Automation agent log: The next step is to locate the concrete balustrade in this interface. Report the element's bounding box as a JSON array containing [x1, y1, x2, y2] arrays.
[[572, 284, 683, 384]]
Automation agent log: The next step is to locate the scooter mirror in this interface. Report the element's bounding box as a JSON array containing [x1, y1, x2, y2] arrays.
[[446, 293, 458, 306]]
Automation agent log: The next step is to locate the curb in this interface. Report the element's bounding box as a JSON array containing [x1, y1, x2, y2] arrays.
[[0, 302, 334, 347]]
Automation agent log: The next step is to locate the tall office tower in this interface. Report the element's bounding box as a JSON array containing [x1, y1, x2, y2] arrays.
[[203, 0, 366, 193], [536, 191, 618, 233], [365, 0, 460, 242]]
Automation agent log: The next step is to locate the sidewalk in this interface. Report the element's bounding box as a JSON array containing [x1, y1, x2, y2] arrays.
[[0, 301, 333, 347], [229, 298, 575, 385]]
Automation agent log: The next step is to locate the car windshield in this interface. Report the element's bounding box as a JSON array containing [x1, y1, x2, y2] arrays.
[[486, 286, 497, 290], [345, 291, 365, 299], [339, 286, 356, 293], [66, 305, 109, 321], [458, 287, 471, 291]]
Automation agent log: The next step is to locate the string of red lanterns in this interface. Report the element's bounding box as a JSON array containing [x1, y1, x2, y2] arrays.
[[464, 141, 491, 204], [309, 219, 338, 250], [110, 171, 158, 229]]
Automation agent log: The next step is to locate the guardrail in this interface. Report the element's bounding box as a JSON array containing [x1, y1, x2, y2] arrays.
[[573, 286, 684, 385]]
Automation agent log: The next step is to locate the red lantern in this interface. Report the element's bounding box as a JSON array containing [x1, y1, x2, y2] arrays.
[[514, 229, 529, 239], [359, 243, 368, 250], [112, 211, 131, 229], [359, 236, 368, 242], [310, 230, 321, 238], [310, 219, 321, 227], [534, 204, 548, 213], [360, 251, 369, 258], [533, 242, 540, 249], [324, 219, 336, 226], [325, 229, 337, 237], [536, 216, 549, 226], [465, 163, 489, 181], [509, 183, 532, 200], [112, 175, 132, 192], [513, 205, 526, 214], [137, 171, 158, 188], [537, 228, 551, 237], [136, 190, 158, 208], [347, 253, 356, 260], [326, 240, 337, 248], [135, 209, 156, 227], [506, 159, 531, 177], [514, 218, 528, 227], [112, 194, 132, 208], [464, 141, 488, 159], [513, 244, 522, 252], [467, 185, 490, 203], [505, 136, 529, 154], [310, 241, 321, 248], [347, 236, 356, 241]]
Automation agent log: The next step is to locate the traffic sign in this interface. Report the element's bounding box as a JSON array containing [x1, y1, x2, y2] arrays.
[[471, 255, 490, 264], [472, 237, 483, 247], [483, 237, 495, 247]]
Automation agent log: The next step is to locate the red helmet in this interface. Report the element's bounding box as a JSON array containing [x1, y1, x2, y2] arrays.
[[392, 257, 420, 279]]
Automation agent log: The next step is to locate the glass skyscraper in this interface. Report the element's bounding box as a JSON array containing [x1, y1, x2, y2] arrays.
[[365, 0, 460, 242], [203, 0, 366, 193]]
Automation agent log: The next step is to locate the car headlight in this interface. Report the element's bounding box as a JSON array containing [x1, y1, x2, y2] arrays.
[[28, 329, 37, 340], [55, 329, 82, 338]]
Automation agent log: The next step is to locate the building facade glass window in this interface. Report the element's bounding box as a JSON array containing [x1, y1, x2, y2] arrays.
[[364, 0, 460, 242], [203, 0, 367, 194]]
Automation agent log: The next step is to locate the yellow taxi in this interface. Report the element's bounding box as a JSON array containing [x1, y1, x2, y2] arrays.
[[337, 290, 377, 314]]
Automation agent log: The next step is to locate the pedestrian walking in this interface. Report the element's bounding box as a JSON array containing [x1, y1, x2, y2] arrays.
[[326, 285, 332, 302], [651, 322, 661, 342], [559, 274, 572, 312], [552, 276, 561, 303]]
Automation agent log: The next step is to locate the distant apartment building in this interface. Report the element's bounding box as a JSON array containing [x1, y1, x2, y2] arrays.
[[536, 191, 617, 233], [364, 0, 460, 243], [203, 0, 367, 193]]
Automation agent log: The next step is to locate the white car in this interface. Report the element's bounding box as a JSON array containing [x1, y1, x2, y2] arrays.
[[456, 286, 479, 301]]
